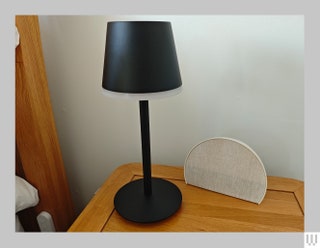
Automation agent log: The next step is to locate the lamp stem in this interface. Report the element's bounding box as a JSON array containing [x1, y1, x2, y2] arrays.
[[139, 100, 152, 196]]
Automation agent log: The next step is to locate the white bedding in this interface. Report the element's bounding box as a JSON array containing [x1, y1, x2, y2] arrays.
[[15, 176, 39, 232], [16, 26, 20, 48]]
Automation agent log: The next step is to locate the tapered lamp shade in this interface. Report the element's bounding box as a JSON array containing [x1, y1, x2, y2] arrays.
[[102, 21, 182, 98]]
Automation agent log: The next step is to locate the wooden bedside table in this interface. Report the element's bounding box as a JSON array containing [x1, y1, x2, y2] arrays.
[[68, 163, 304, 232]]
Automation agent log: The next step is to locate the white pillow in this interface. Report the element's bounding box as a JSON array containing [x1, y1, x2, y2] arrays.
[[15, 176, 39, 213], [16, 214, 24, 232], [15, 26, 20, 48]]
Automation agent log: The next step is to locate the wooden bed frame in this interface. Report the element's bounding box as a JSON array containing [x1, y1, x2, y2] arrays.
[[15, 15, 76, 231]]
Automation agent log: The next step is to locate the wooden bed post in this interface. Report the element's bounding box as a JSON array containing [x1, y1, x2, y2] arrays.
[[15, 15, 76, 231]]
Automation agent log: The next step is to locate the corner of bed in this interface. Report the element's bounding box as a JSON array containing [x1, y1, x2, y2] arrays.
[[15, 15, 76, 232]]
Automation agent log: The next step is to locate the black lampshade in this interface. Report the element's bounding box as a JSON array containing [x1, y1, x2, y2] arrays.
[[102, 21, 182, 95]]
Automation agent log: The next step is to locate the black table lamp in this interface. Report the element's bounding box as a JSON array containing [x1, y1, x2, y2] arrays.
[[102, 21, 182, 223]]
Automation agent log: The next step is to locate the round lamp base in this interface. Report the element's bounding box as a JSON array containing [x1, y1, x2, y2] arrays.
[[114, 178, 182, 223]]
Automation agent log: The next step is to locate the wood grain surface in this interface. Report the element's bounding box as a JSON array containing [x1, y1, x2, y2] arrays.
[[68, 163, 303, 232]]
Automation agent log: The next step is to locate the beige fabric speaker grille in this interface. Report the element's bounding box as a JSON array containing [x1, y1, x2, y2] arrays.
[[184, 137, 267, 204]]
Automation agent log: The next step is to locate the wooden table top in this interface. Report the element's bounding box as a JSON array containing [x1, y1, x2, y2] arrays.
[[68, 163, 304, 232]]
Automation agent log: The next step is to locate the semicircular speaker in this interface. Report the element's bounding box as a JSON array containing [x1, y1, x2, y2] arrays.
[[184, 137, 267, 204]]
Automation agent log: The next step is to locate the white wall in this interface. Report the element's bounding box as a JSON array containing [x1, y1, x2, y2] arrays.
[[39, 15, 304, 214]]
